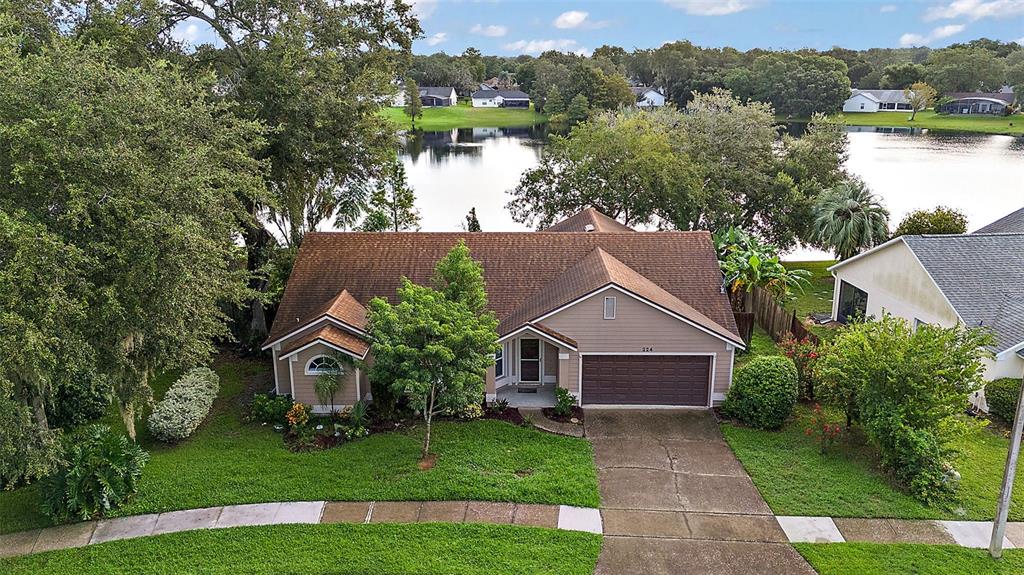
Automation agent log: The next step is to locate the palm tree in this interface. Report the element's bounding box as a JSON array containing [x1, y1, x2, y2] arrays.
[[812, 180, 890, 261]]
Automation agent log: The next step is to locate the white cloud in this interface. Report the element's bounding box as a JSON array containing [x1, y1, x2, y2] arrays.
[[879, 4, 898, 12], [899, 23, 967, 46], [554, 10, 589, 28], [924, 0, 1024, 21], [503, 39, 590, 56], [424, 32, 448, 46], [171, 22, 201, 44], [663, 0, 759, 16], [470, 24, 508, 37], [409, 0, 438, 20]]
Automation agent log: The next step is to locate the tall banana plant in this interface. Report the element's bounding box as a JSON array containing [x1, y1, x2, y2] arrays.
[[714, 227, 811, 312]]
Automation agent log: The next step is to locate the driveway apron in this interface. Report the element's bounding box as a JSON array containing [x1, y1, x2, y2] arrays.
[[586, 410, 815, 575]]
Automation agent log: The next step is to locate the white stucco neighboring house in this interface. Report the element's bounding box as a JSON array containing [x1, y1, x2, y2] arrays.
[[842, 89, 913, 113], [631, 86, 666, 108], [828, 225, 1024, 411]]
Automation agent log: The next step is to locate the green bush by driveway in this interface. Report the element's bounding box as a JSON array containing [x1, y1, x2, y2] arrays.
[[0, 356, 600, 535], [795, 543, 1024, 575], [722, 405, 1023, 520], [0, 523, 602, 575]]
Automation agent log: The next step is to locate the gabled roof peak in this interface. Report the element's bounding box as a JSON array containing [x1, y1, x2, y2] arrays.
[[544, 208, 635, 233]]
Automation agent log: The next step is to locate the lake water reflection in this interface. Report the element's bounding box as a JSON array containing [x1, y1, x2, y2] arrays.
[[399, 125, 1024, 260]]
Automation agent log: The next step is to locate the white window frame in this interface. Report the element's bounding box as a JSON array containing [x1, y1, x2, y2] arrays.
[[495, 344, 505, 378], [305, 354, 342, 376], [603, 296, 616, 320]]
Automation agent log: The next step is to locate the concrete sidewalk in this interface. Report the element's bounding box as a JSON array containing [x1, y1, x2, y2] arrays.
[[0, 501, 602, 558]]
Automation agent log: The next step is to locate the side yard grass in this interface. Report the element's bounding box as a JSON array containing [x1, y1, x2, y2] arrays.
[[0, 523, 602, 575], [0, 355, 600, 535], [837, 111, 1024, 136], [382, 103, 547, 130], [795, 543, 1024, 575], [722, 405, 1024, 521]]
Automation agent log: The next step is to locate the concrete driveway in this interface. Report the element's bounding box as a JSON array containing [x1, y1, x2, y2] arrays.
[[586, 410, 816, 575]]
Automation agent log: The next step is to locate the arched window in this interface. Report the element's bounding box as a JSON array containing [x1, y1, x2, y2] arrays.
[[305, 355, 342, 376]]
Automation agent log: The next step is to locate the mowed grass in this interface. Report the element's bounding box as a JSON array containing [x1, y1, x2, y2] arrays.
[[0, 356, 600, 535], [381, 102, 547, 130], [0, 523, 603, 575], [795, 543, 1024, 575], [734, 326, 782, 369], [722, 406, 1024, 520], [837, 111, 1024, 136]]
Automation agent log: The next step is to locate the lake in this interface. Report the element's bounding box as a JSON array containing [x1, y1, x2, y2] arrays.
[[398, 125, 1024, 260]]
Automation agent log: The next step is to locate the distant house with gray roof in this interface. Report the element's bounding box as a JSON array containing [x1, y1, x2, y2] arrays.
[[842, 89, 914, 113], [937, 92, 1014, 115], [418, 87, 457, 107], [828, 229, 1024, 409]]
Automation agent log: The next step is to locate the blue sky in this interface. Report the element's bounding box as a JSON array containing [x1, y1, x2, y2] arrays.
[[403, 0, 1024, 54]]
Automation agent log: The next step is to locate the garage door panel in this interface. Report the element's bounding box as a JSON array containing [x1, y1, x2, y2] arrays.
[[582, 355, 710, 406]]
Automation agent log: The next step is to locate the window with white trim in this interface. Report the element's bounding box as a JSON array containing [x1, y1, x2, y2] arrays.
[[305, 355, 342, 376], [495, 345, 505, 378], [603, 296, 616, 320]]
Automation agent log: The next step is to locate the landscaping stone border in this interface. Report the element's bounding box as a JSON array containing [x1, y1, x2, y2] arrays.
[[519, 407, 585, 438], [0, 502, 601, 559]]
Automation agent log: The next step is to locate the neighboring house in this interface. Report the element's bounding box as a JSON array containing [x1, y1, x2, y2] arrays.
[[262, 209, 744, 412], [391, 91, 405, 107], [419, 87, 457, 107], [631, 86, 666, 108], [937, 92, 1014, 115], [842, 89, 913, 113], [470, 89, 531, 108], [828, 232, 1024, 404], [974, 206, 1024, 234]]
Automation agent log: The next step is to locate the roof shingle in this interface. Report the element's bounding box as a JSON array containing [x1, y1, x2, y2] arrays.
[[544, 208, 635, 233]]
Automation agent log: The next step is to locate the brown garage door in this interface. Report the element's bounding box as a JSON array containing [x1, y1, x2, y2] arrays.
[[581, 355, 711, 406]]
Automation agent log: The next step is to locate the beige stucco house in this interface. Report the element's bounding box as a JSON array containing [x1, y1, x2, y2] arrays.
[[829, 230, 1024, 409], [261, 209, 744, 412]]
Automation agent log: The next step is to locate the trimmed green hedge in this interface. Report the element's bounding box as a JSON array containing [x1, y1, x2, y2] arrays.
[[723, 355, 798, 430], [986, 378, 1021, 424], [147, 367, 220, 443]]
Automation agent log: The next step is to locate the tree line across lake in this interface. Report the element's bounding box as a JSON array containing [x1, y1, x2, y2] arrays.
[[410, 38, 1024, 117]]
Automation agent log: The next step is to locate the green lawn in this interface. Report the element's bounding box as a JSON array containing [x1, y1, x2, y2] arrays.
[[382, 102, 547, 130], [0, 356, 600, 535], [0, 523, 602, 575], [722, 406, 1023, 521], [837, 111, 1024, 136], [783, 260, 836, 319], [796, 543, 1024, 575], [735, 326, 782, 369]]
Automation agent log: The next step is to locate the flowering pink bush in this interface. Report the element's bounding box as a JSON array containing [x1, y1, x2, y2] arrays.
[[780, 336, 820, 400], [804, 403, 842, 454]]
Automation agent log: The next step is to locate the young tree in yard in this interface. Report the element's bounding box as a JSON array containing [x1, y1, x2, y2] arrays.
[[356, 161, 421, 232], [817, 315, 993, 502], [905, 82, 938, 121], [894, 206, 968, 236], [0, 37, 265, 440], [404, 78, 423, 129], [811, 179, 890, 261], [566, 93, 590, 124], [367, 242, 498, 459]]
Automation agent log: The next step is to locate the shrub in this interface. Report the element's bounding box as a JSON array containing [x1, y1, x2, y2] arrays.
[[884, 424, 954, 505], [248, 393, 293, 426], [447, 402, 483, 420], [347, 400, 369, 427], [553, 387, 576, 417], [985, 378, 1021, 424], [894, 206, 968, 236], [804, 403, 842, 454], [147, 367, 220, 443], [780, 336, 821, 400], [723, 356, 798, 430], [1, 392, 62, 489], [286, 402, 311, 429], [39, 425, 148, 522], [46, 372, 112, 429]]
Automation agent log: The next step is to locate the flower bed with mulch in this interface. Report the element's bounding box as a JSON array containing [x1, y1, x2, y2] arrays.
[[541, 406, 585, 425]]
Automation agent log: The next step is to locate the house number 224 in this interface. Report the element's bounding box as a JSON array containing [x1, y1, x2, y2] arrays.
[[641, 346, 654, 352]]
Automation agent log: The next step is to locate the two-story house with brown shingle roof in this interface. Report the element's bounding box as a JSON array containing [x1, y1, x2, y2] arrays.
[[261, 210, 744, 411]]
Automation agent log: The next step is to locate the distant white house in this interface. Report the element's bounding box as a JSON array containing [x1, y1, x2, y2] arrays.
[[470, 89, 531, 108], [842, 89, 913, 113], [631, 86, 666, 108]]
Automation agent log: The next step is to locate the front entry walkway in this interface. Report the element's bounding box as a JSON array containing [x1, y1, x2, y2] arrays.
[[497, 383, 556, 407], [585, 409, 816, 575]]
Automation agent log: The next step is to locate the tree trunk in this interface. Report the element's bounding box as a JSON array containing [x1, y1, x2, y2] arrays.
[[422, 383, 436, 459], [910, 108, 917, 121], [241, 215, 273, 349], [120, 401, 137, 441]]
